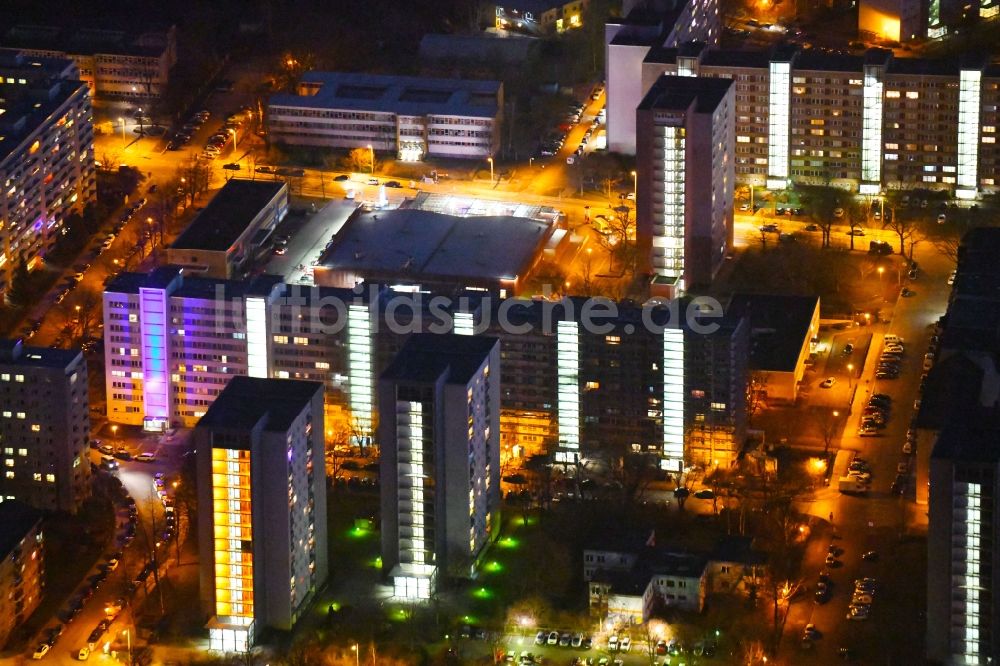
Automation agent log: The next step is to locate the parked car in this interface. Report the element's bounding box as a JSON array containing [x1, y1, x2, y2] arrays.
[[820, 377, 836, 388]]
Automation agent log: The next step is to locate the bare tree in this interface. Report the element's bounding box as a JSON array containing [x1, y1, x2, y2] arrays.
[[798, 185, 839, 248], [175, 157, 215, 207], [882, 207, 923, 255], [69, 290, 103, 342], [846, 202, 866, 251], [746, 372, 769, 428], [934, 235, 961, 264], [814, 407, 841, 455], [342, 147, 375, 174], [596, 205, 637, 275]]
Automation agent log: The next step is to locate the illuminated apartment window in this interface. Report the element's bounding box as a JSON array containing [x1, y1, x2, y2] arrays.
[[584, 381, 600, 391], [984, 126, 995, 133], [982, 137, 995, 144], [711, 402, 727, 410], [273, 335, 288, 344], [737, 136, 751, 143], [30, 424, 40, 432], [293, 336, 308, 345], [315, 361, 330, 370], [14, 374, 23, 383], [886, 90, 900, 98], [605, 335, 621, 345], [885, 143, 898, 149], [905, 91, 919, 99], [45, 474, 54, 483]]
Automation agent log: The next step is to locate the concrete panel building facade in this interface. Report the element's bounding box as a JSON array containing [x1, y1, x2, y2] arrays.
[[0, 340, 90, 513], [0, 50, 95, 294], [0, 501, 44, 648], [196, 377, 327, 650], [379, 334, 501, 599], [636, 75, 734, 294]]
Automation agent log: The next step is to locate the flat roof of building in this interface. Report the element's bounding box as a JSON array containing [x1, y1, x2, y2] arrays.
[[0, 500, 42, 560], [728, 293, 819, 373], [794, 50, 864, 72], [381, 333, 498, 385], [0, 338, 81, 369], [270, 72, 501, 118], [197, 376, 323, 435], [3, 24, 170, 58], [319, 208, 552, 285], [171, 180, 285, 252], [638, 74, 732, 113], [931, 406, 1000, 463], [699, 49, 772, 69], [104, 266, 284, 299]]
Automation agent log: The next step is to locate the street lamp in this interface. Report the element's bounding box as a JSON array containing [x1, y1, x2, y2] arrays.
[[111, 424, 119, 441], [630, 170, 637, 201], [878, 266, 885, 283], [846, 363, 855, 394], [121, 628, 131, 665], [366, 144, 374, 175], [488, 156, 494, 183], [351, 643, 359, 666], [118, 117, 126, 147]]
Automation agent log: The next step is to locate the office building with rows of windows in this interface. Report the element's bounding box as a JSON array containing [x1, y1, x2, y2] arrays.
[[0, 339, 90, 514], [268, 72, 503, 161], [379, 334, 501, 599], [195, 376, 327, 651], [2, 24, 177, 106], [0, 50, 96, 294], [609, 38, 1000, 198], [102, 267, 751, 472]]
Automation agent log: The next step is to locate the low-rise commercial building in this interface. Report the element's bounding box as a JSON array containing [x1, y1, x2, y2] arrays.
[[268, 72, 503, 160], [0, 339, 90, 513], [2, 24, 177, 106], [196, 377, 327, 650], [0, 50, 95, 294], [313, 207, 557, 296], [167, 179, 288, 279], [727, 294, 821, 403], [379, 334, 501, 599], [0, 500, 44, 648]]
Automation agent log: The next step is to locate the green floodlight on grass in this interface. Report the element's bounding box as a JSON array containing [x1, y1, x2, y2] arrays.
[[484, 560, 503, 573], [472, 586, 493, 600], [498, 536, 518, 549]]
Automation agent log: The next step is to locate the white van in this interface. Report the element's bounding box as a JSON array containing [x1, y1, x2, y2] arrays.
[[884, 334, 904, 345]]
